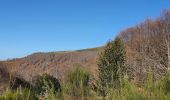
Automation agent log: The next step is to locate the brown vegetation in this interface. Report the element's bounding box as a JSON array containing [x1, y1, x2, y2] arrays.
[[2, 48, 102, 84], [119, 10, 170, 84]]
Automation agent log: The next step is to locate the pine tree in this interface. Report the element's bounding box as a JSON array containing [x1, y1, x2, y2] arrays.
[[98, 37, 126, 94]]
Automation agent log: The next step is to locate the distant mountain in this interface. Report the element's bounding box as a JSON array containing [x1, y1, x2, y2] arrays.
[[2, 47, 103, 83]]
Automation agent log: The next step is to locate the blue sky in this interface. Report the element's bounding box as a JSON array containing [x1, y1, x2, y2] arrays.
[[0, 0, 170, 60]]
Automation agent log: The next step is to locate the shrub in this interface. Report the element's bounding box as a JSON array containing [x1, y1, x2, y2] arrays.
[[10, 77, 32, 90], [34, 74, 61, 99], [160, 75, 170, 94], [64, 67, 91, 99]]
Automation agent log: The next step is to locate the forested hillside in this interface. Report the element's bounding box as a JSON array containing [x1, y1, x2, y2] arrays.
[[119, 10, 170, 84]]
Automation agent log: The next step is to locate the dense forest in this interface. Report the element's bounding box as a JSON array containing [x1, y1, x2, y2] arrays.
[[0, 10, 170, 100]]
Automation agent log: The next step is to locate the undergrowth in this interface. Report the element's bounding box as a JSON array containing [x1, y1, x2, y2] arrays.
[[1, 67, 170, 100]]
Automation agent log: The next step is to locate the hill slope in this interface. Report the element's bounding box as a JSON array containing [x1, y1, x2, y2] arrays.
[[2, 47, 103, 83]]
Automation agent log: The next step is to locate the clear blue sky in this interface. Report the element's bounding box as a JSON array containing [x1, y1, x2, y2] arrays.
[[0, 0, 170, 60]]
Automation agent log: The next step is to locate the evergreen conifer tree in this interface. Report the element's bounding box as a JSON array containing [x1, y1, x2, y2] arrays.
[[98, 37, 126, 95]]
